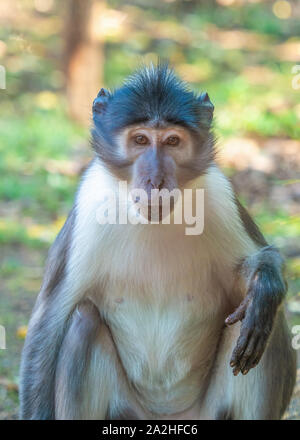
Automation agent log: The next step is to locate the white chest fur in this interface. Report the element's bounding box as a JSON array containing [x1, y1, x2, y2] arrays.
[[89, 226, 228, 414], [70, 160, 257, 414]]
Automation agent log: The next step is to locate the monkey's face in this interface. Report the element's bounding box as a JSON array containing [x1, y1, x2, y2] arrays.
[[115, 124, 202, 221], [119, 125, 194, 190], [92, 65, 215, 221]]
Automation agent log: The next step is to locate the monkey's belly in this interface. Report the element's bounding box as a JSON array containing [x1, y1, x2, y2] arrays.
[[104, 300, 223, 415]]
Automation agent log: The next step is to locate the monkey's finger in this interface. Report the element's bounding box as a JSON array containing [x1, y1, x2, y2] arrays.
[[239, 334, 259, 375], [230, 329, 251, 367], [225, 305, 246, 325], [225, 297, 250, 326], [243, 336, 267, 373], [251, 337, 267, 368], [232, 364, 241, 376]]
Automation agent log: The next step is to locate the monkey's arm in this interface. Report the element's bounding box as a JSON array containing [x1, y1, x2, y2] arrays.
[[19, 208, 82, 419], [226, 200, 287, 376]]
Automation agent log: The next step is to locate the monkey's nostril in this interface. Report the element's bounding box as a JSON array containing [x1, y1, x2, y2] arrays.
[[148, 179, 165, 189], [158, 179, 165, 190]]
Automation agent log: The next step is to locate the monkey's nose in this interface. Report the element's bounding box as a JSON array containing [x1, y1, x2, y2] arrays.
[[148, 178, 165, 190]]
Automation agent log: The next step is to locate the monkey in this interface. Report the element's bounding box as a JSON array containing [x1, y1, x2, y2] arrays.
[[19, 63, 296, 420]]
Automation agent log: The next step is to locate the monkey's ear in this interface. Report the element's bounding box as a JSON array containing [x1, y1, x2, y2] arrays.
[[198, 92, 214, 127], [93, 88, 110, 117]]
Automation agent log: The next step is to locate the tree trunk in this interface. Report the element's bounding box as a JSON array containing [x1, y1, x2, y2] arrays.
[[64, 0, 104, 125]]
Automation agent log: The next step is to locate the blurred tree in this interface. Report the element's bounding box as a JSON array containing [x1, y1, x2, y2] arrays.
[[64, 0, 104, 125]]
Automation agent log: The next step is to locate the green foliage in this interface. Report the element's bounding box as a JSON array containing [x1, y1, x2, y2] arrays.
[[0, 102, 86, 213]]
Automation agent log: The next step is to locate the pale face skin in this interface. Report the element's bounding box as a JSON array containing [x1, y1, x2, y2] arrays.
[[118, 124, 195, 166], [115, 125, 197, 221]]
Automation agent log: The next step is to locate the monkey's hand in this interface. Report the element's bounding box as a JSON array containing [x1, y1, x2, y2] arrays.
[[225, 263, 286, 376]]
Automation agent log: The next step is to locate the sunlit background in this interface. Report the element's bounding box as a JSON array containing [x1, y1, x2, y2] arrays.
[[0, 0, 299, 419]]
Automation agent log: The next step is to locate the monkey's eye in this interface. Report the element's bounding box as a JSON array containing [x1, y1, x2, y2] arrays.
[[166, 136, 180, 146], [134, 135, 148, 145]]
